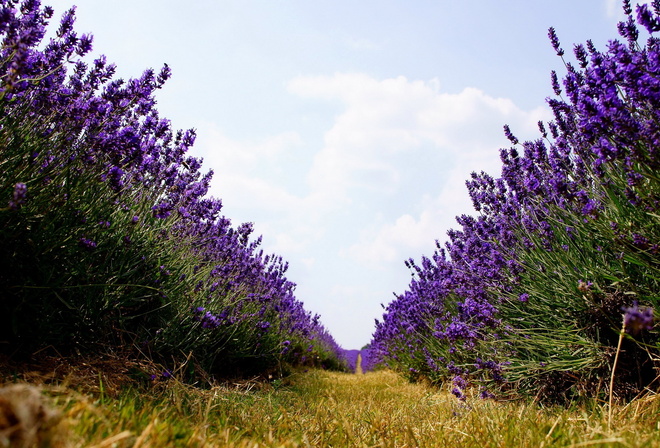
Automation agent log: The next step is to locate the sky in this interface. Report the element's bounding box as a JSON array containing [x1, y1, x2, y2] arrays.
[[44, 0, 633, 349]]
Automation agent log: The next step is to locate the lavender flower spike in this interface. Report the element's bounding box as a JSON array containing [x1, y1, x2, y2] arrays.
[[8, 182, 27, 209], [622, 303, 654, 334], [548, 27, 564, 56]]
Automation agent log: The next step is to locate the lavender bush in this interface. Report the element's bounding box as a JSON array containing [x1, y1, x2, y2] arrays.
[[0, 0, 344, 378], [372, 0, 659, 403]]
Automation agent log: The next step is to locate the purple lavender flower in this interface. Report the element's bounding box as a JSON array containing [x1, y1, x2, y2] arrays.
[[623, 0, 632, 15], [632, 233, 650, 250], [451, 387, 465, 400], [577, 280, 592, 294], [622, 303, 654, 334], [479, 388, 495, 400], [636, 3, 660, 33], [548, 27, 564, 56], [108, 165, 124, 192], [503, 124, 519, 145], [78, 237, 97, 250], [581, 199, 599, 217], [8, 182, 27, 209]]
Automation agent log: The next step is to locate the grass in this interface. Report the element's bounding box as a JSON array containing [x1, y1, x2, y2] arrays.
[[3, 358, 659, 447]]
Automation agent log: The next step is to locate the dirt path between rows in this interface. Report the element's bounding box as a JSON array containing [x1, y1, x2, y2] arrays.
[[355, 352, 363, 374]]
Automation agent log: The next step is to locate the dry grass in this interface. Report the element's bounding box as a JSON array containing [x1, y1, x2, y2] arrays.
[[1, 359, 659, 447]]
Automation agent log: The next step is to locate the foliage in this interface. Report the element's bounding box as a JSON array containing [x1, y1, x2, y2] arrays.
[[0, 0, 344, 378], [372, 0, 659, 402]]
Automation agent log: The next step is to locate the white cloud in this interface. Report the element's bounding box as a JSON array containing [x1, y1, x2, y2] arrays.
[[195, 128, 302, 215], [345, 210, 442, 265], [196, 75, 550, 270], [196, 124, 301, 173], [288, 73, 550, 267], [605, 0, 620, 18]]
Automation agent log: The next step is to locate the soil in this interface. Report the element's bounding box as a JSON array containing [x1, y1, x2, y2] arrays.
[[355, 353, 363, 375]]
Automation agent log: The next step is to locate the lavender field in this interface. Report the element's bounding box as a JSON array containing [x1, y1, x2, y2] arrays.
[[1, 0, 659, 418]]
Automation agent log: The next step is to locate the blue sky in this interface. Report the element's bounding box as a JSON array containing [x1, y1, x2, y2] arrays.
[[46, 0, 632, 348]]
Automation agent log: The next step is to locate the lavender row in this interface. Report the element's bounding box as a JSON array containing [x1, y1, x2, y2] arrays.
[[0, 0, 345, 378], [371, 0, 659, 403]]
